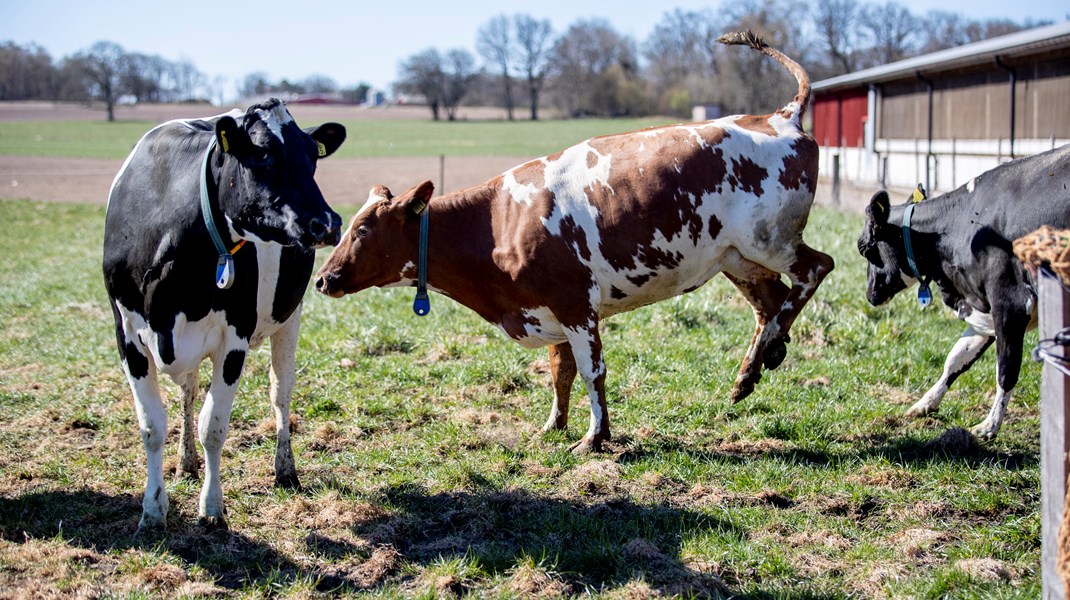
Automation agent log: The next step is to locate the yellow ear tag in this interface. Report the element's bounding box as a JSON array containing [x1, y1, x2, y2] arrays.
[[911, 188, 925, 203], [220, 130, 230, 153], [316, 141, 327, 157]]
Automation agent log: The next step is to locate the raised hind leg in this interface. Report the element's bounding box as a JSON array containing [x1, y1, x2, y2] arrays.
[[723, 249, 790, 402], [756, 244, 834, 368], [543, 342, 578, 432], [770, 241, 834, 346]]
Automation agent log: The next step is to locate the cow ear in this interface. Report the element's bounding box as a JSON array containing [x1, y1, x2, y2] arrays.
[[306, 122, 346, 159], [400, 180, 435, 217], [866, 190, 890, 226], [215, 116, 250, 156]]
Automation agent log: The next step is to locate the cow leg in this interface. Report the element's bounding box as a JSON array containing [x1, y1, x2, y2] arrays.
[[128, 363, 169, 532], [175, 371, 201, 480], [543, 342, 577, 432], [905, 326, 993, 419], [564, 326, 610, 453], [197, 345, 247, 528], [759, 244, 835, 369], [723, 250, 790, 402], [270, 308, 301, 489], [971, 304, 1029, 440]]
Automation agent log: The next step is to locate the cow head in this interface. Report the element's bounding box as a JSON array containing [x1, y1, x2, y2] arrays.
[[213, 98, 345, 248], [315, 180, 436, 298], [857, 190, 915, 306]]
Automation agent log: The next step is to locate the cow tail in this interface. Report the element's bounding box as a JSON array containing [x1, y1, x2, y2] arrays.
[[716, 30, 812, 125]]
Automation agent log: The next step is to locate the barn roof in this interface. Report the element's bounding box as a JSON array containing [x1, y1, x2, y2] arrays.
[[813, 21, 1070, 92]]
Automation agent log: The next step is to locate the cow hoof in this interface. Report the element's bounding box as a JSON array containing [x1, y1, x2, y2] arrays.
[[197, 515, 229, 531], [568, 436, 604, 454], [969, 423, 998, 442], [731, 379, 756, 403], [904, 401, 938, 419], [175, 465, 200, 482], [542, 419, 568, 433], [762, 338, 788, 370], [136, 514, 167, 535], [274, 470, 301, 490]]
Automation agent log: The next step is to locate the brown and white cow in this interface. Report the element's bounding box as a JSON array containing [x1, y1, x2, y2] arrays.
[[315, 31, 834, 452]]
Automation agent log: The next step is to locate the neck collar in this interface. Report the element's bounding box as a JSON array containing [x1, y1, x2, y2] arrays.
[[200, 137, 245, 289], [901, 203, 932, 306], [412, 209, 430, 316]]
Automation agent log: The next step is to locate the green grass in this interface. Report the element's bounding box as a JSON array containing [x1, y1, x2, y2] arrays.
[[0, 117, 676, 160], [0, 199, 1042, 597]]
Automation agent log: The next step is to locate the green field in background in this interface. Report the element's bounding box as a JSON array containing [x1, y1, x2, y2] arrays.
[[0, 116, 678, 160]]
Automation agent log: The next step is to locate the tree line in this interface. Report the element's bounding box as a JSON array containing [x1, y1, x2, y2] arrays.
[[0, 0, 1053, 122], [0, 40, 363, 121], [399, 0, 1053, 120]]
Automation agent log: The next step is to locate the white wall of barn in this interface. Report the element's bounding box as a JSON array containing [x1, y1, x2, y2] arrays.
[[819, 136, 1070, 199]]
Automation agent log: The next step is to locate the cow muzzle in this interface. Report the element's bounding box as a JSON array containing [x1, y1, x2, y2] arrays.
[[305, 212, 343, 248], [314, 272, 344, 298]]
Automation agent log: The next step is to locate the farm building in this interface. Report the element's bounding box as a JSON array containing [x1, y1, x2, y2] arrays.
[[811, 21, 1070, 197]]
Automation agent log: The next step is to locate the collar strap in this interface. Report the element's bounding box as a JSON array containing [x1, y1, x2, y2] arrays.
[[901, 203, 933, 306], [200, 137, 245, 289], [412, 209, 431, 316]]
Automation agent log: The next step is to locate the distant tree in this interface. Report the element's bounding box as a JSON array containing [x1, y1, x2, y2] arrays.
[[172, 59, 204, 102], [716, 0, 809, 115], [0, 42, 56, 100], [477, 14, 515, 119], [859, 2, 918, 66], [548, 19, 639, 117], [301, 75, 337, 94], [442, 49, 479, 120], [71, 41, 126, 121], [120, 53, 164, 103], [815, 0, 860, 75], [919, 11, 1039, 53], [919, 11, 978, 52], [643, 8, 719, 116], [513, 14, 553, 120], [397, 48, 446, 120], [239, 72, 271, 98]]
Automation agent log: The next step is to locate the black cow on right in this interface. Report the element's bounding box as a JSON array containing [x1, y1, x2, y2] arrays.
[[858, 144, 1070, 440]]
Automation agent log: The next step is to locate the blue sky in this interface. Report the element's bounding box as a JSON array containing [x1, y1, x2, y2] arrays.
[[3, 0, 1067, 99]]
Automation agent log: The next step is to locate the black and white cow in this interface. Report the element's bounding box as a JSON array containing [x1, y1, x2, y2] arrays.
[[103, 99, 345, 530], [858, 143, 1070, 440]]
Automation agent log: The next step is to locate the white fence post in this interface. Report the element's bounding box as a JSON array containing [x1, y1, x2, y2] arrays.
[[1041, 268, 1070, 599]]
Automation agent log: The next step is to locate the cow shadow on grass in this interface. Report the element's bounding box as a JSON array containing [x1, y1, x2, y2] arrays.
[[618, 425, 1037, 473], [0, 488, 361, 593], [343, 481, 737, 598], [0, 484, 758, 598]]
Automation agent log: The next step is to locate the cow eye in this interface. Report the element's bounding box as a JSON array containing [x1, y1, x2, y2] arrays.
[[357, 226, 369, 238]]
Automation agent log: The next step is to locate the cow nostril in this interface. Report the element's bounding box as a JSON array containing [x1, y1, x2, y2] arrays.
[[315, 275, 326, 291], [308, 218, 327, 241]]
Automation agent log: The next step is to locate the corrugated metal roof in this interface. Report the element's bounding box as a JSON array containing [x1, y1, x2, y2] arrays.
[[813, 21, 1070, 91]]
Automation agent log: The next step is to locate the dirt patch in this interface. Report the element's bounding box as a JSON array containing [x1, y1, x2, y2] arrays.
[[0, 154, 527, 205], [0, 101, 527, 205], [1, 101, 884, 210]]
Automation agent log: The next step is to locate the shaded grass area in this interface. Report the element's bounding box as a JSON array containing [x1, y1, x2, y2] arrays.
[[0, 117, 676, 160], [0, 199, 1041, 597]]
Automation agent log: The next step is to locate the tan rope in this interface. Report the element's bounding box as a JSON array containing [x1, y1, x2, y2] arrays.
[[1013, 226, 1070, 287]]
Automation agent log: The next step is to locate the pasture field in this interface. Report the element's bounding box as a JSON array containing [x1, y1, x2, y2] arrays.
[[0, 196, 1042, 597], [0, 116, 675, 160]]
